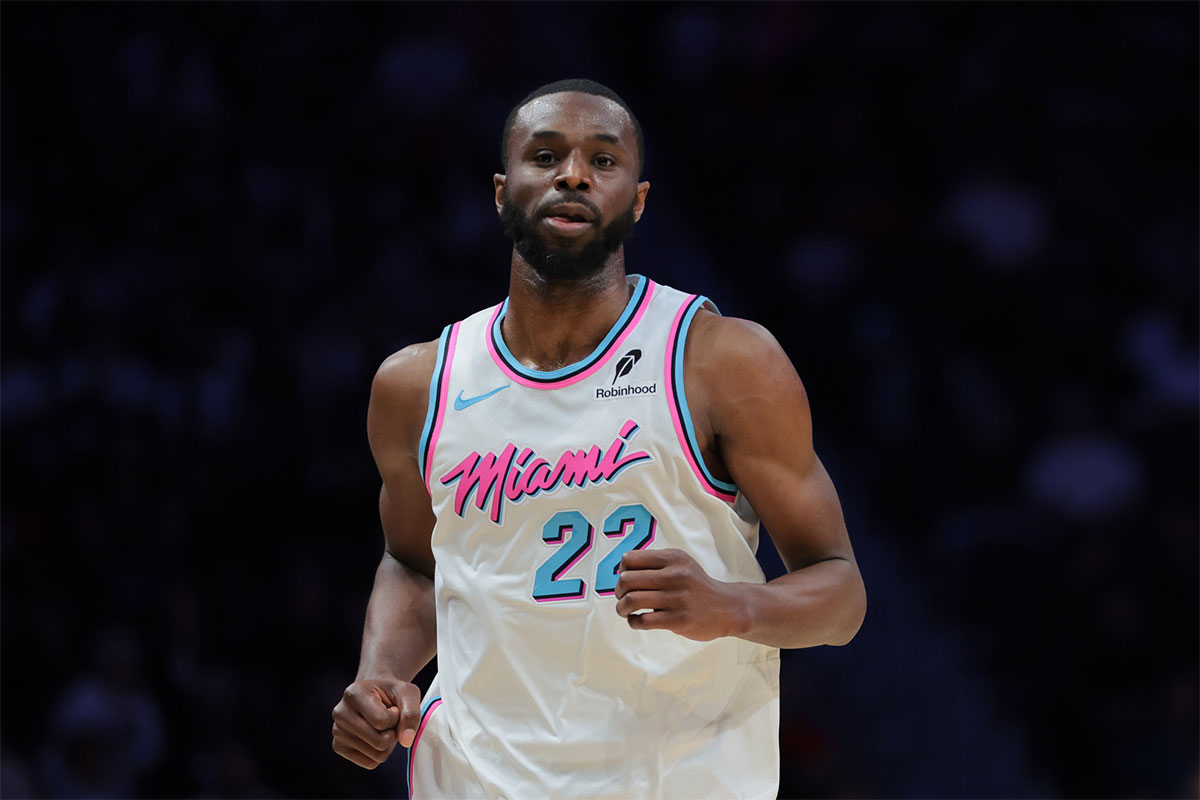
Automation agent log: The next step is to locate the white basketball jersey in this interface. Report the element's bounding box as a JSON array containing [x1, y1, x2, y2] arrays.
[[408, 275, 780, 799]]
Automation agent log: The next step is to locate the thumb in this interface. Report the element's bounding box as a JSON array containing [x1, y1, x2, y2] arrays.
[[380, 680, 423, 748]]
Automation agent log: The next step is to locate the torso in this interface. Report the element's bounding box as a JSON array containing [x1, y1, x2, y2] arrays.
[[407, 276, 780, 798]]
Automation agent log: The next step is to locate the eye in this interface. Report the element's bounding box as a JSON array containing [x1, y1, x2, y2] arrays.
[[595, 154, 616, 168], [533, 150, 557, 165]]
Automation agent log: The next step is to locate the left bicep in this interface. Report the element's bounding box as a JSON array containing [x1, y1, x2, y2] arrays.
[[701, 319, 855, 571]]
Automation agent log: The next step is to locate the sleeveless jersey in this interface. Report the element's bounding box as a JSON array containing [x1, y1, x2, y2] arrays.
[[408, 275, 780, 799]]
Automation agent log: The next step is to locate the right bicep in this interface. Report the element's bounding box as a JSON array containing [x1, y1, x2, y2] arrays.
[[367, 343, 440, 579]]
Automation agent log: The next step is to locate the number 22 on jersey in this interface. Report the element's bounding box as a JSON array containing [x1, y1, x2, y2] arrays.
[[532, 504, 657, 602]]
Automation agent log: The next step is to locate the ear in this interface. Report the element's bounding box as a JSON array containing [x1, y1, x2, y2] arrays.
[[494, 174, 506, 216], [632, 181, 651, 223]]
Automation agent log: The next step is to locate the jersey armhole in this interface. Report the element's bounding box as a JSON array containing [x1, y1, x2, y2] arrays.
[[664, 295, 739, 503], [417, 323, 460, 493]]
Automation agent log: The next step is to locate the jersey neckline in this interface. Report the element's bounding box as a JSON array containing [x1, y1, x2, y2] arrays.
[[486, 274, 654, 389]]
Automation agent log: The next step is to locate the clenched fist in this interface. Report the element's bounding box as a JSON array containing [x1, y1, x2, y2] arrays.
[[615, 548, 749, 641], [331, 678, 422, 769]]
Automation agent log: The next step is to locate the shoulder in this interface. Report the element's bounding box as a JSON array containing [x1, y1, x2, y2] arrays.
[[368, 339, 442, 458], [682, 308, 811, 441], [686, 310, 805, 391], [372, 339, 441, 403], [686, 309, 816, 470]]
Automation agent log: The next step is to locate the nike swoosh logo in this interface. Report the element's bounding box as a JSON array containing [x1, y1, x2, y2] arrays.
[[454, 385, 509, 411]]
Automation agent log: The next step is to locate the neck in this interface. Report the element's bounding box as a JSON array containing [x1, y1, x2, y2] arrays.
[[502, 249, 633, 372]]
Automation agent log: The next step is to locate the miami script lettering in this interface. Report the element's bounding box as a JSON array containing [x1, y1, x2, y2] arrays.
[[440, 419, 651, 524]]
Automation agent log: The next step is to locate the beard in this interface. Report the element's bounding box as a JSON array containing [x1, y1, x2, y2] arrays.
[[500, 189, 637, 282]]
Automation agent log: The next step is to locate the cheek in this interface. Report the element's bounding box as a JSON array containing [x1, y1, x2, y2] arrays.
[[507, 178, 548, 208], [604, 185, 639, 214]]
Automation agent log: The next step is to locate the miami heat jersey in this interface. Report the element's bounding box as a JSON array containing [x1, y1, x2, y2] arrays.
[[408, 275, 780, 799]]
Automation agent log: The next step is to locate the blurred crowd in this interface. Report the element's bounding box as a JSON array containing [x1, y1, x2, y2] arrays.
[[2, 3, 1196, 798]]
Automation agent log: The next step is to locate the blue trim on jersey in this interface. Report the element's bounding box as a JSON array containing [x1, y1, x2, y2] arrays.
[[492, 274, 648, 381], [417, 325, 453, 484], [420, 693, 442, 716], [674, 296, 738, 495]]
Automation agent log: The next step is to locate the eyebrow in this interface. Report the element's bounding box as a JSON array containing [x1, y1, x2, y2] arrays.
[[528, 130, 624, 148]]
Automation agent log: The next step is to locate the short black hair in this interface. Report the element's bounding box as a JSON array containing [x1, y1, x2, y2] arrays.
[[500, 79, 644, 177]]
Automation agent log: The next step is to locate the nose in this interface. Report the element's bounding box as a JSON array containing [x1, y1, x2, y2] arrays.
[[554, 150, 590, 192]]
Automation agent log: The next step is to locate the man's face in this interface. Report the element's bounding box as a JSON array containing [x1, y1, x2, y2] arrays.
[[495, 92, 650, 281]]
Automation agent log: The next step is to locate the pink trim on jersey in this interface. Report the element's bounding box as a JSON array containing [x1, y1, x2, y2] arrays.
[[664, 295, 738, 503], [484, 280, 657, 389], [408, 698, 443, 797], [423, 323, 460, 494]]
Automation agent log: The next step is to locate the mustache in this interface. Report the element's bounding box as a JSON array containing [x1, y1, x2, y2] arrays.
[[535, 194, 601, 219]]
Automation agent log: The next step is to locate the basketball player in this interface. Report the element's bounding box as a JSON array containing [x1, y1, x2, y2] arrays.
[[331, 79, 866, 799]]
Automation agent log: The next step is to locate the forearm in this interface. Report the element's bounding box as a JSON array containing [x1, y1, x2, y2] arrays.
[[732, 557, 866, 648], [356, 553, 438, 682]]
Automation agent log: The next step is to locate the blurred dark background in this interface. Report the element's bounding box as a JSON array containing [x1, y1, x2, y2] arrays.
[[2, 2, 1196, 798]]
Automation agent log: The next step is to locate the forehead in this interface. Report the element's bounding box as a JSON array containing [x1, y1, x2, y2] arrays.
[[512, 91, 634, 147]]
